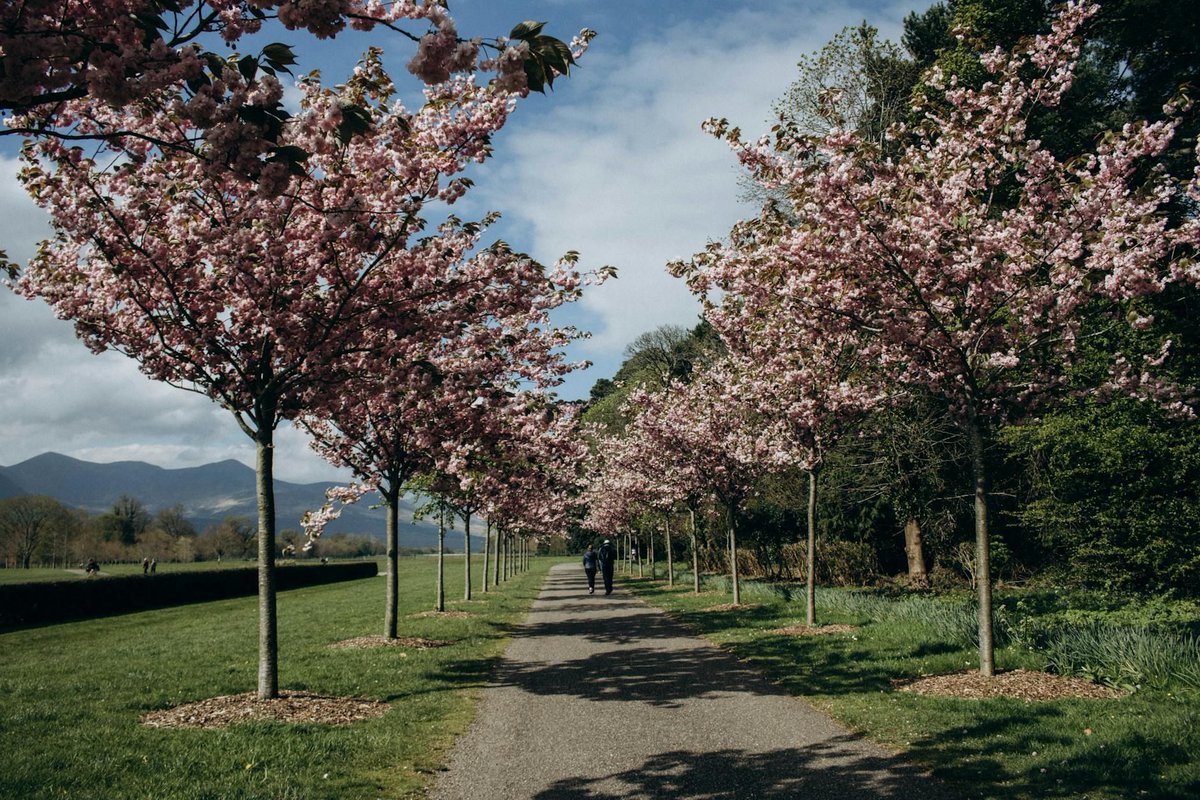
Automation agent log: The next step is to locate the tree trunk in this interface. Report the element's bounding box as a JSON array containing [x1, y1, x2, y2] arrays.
[[689, 507, 700, 594], [665, 515, 674, 588], [649, 529, 656, 579], [254, 433, 279, 700], [728, 503, 741, 606], [502, 532, 509, 581], [904, 516, 929, 586], [966, 412, 995, 677], [436, 507, 445, 612], [384, 484, 400, 639], [806, 467, 818, 627], [482, 517, 491, 593], [463, 510, 472, 601], [493, 523, 501, 587]]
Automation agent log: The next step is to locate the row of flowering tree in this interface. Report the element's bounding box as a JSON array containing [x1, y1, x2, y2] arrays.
[[664, 0, 1199, 677], [12, 5, 596, 699], [585, 361, 782, 605]]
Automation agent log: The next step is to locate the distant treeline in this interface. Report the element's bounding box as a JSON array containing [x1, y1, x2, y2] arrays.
[[0, 493, 394, 569]]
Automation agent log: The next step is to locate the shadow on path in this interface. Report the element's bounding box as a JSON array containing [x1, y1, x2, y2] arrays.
[[532, 740, 953, 800]]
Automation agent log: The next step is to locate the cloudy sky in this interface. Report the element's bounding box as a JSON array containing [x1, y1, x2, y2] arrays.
[[0, 0, 918, 483]]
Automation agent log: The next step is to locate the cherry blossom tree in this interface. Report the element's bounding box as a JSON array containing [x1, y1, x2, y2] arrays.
[[298, 211, 592, 634], [14, 39, 589, 697], [1, 1, 585, 148], [675, 1, 1197, 674], [612, 363, 783, 605]]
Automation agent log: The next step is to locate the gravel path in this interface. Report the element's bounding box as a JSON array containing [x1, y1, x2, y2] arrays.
[[430, 563, 950, 799]]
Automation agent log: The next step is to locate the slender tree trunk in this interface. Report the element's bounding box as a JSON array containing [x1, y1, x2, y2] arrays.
[[649, 529, 656, 579], [690, 507, 700, 594], [638, 537, 644, 577], [384, 484, 399, 639], [482, 517, 491, 593], [463, 510, 472, 601], [436, 507, 445, 612], [806, 467, 818, 627], [904, 516, 929, 586], [502, 532, 509, 581], [254, 432, 279, 700], [665, 515, 674, 588], [493, 524, 501, 587], [966, 412, 995, 676], [728, 503, 741, 606]]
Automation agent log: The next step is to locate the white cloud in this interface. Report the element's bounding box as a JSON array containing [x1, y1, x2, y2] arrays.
[[471, 2, 911, 361]]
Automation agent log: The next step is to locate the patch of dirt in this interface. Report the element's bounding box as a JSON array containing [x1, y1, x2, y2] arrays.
[[330, 635, 451, 650], [699, 603, 762, 613], [140, 691, 389, 729], [768, 623, 858, 636], [413, 610, 475, 619], [895, 669, 1126, 701]]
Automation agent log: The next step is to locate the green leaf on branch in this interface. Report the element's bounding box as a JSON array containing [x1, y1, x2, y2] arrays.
[[238, 55, 258, 82], [266, 145, 310, 176], [510, 20, 547, 40], [335, 104, 374, 144], [523, 58, 547, 94], [262, 43, 297, 75]]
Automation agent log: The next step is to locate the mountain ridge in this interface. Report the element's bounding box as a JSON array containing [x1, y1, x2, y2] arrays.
[[0, 452, 471, 550]]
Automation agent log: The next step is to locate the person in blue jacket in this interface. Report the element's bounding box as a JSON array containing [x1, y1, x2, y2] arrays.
[[582, 545, 598, 594]]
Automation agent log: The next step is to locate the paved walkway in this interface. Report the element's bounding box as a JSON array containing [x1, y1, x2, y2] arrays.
[[431, 563, 950, 800]]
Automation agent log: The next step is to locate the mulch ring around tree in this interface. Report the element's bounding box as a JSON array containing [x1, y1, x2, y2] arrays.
[[140, 691, 390, 729], [413, 610, 475, 619], [330, 635, 452, 650], [768, 623, 858, 636], [894, 668, 1128, 701]]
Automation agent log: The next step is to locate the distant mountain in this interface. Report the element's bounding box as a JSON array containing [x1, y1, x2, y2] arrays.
[[0, 452, 481, 551], [0, 471, 26, 500]]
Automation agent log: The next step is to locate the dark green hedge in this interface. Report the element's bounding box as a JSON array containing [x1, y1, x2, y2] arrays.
[[0, 561, 378, 629]]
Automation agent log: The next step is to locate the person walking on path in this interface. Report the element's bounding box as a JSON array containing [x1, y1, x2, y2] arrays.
[[582, 545, 598, 594], [598, 538, 617, 595]]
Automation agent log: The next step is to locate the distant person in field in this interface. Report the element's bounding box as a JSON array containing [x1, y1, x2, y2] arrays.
[[598, 539, 617, 595], [582, 545, 598, 594], [149, 559, 157, 574], [85, 558, 99, 576], [142, 557, 150, 575]]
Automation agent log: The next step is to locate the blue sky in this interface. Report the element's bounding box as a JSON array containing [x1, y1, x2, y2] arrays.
[[0, 0, 920, 482]]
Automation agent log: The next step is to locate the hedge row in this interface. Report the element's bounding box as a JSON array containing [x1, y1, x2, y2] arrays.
[[0, 561, 378, 628]]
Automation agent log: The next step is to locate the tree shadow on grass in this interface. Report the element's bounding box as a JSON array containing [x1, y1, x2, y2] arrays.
[[905, 701, 1200, 799], [530, 741, 953, 800]]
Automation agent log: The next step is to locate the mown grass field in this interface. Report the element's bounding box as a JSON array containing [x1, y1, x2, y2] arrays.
[[1, 555, 555, 800], [629, 575, 1200, 800], [0, 559, 247, 584]]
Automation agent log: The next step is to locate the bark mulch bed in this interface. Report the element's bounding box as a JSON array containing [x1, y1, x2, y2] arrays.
[[768, 623, 858, 636], [330, 635, 452, 650], [413, 610, 475, 619], [895, 668, 1126, 701], [140, 691, 390, 729]]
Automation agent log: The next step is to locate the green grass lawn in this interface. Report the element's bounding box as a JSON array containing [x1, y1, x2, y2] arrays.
[[629, 576, 1200, 800], [1, 555, 551, 799]]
